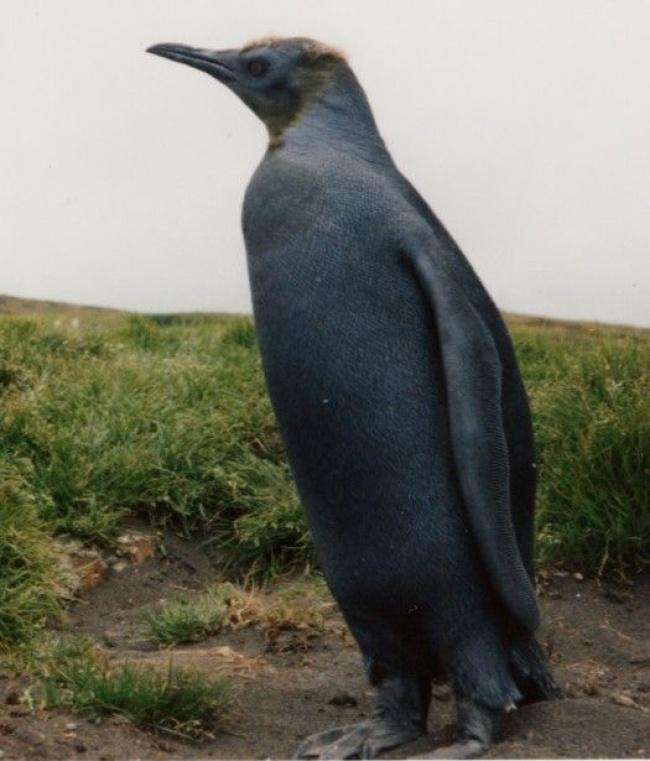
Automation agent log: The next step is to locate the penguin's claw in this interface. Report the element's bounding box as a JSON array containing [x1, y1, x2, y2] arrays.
[[296, 723, 361, 755], [295, 719, 423, 759]]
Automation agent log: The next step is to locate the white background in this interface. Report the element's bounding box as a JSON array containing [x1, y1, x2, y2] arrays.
[[2, 0, 649, 325]]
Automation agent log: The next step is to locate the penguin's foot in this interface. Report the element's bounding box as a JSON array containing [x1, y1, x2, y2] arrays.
[[294, 718, 424, 759], [424, 739, 486, 759], [422, 698, 498, 759]]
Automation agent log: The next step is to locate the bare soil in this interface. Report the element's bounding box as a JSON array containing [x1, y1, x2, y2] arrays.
[[1, 536, 648, 759]]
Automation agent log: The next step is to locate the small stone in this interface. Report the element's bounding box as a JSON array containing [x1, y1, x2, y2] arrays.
[[329, 692, 358, 707], [573, 572, 584, 581], [611, 692, 638, 708], [112, 561, 128, 573], [65, 722, 79, 731]]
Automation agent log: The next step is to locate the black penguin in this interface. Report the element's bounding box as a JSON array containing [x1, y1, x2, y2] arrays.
[[148, 37, 561, 758]]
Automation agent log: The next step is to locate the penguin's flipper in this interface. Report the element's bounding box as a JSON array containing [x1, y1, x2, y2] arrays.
[[406, 244, 540, 633]]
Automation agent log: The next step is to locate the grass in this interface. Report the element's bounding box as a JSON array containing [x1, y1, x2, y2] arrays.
[[6, 635, 230, 738], [0, 314, 306, 562], [52, 662, 230, 738], [0, 308, 648, 653], [145, 578, 337, 646], [145, 587, 230, 645], [0, 459, 68, 646], [241, 577, 336, 636], [517, 327, 650, 577]]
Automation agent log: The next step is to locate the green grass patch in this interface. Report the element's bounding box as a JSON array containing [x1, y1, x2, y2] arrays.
[[517, 328, 649, 578], [50, 661, 230, 738], [0, 310, 648, 654], [145, 587, 230, 645], [0, 460, 68, 647], [0, 314, 306, 566], [13, 635, 230, 738]]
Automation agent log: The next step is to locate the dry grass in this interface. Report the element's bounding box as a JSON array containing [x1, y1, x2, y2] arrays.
[[145, 577, 338, 647]]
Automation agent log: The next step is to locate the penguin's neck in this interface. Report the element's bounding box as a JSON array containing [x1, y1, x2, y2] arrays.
[[277, 66, 390, 164]]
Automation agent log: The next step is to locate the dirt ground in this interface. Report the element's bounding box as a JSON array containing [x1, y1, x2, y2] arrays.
[[1, 535, 648, 760]]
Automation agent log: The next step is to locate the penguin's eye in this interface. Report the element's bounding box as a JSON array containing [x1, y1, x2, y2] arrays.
[[247, 59, 267, 78]]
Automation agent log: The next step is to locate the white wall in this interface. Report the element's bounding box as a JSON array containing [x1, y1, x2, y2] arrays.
[[2, 0, 648, 325]]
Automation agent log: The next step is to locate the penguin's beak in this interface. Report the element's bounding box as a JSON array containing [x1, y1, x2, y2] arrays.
[[147, 43, 237, 83]]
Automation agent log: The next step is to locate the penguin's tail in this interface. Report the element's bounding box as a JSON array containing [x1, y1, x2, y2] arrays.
[[509, 631, 563, 704]]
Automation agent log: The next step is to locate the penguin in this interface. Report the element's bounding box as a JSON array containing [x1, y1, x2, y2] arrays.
[[148, 37, 561, 759]]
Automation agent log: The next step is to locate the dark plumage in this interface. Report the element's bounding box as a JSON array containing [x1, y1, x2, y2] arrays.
[[148, 37, 561, 758]]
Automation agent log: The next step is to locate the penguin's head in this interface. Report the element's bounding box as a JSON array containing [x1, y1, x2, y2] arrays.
[[147, 37, 346, 144]]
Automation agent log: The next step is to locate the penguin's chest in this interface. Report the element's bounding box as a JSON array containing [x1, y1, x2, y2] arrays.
[[245, 214, 450, 496], [244, 194, 432, 426], [241, 170, 457, 596]]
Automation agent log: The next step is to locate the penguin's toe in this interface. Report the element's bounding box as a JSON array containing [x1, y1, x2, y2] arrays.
[[295, 719, 424, 759], [295, 721, 371, 759]]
